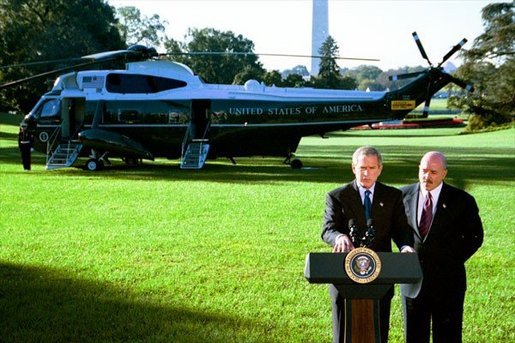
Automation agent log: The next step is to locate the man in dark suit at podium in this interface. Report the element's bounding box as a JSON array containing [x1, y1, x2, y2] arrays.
[[400, 151, 483, 343], [322, 146, 415, 343]]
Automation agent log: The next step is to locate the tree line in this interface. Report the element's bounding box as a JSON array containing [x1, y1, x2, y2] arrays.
[[0, 0, 512, 129]]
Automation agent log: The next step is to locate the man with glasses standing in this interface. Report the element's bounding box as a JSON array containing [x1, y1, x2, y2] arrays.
[[400, 151, 483, 342]]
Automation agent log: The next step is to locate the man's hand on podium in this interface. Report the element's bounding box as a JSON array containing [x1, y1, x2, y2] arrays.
[[333, 234, 355, 253], [401, 246, 416, 253]]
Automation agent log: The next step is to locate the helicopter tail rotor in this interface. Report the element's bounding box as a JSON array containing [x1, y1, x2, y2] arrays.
[[438, 38, 467, 67], [412, 31, 433, 67], [421, 85, 433, 117], [412, 31, 468, 71], [389, 32, 473, 118], [387, 31, 434, 82]]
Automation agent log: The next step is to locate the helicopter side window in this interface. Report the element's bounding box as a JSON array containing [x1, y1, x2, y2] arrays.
[[39, 99, 61, 118], [106, 74, 187, 94]]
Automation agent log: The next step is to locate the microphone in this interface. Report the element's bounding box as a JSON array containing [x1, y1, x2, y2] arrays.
[[348, 219, 358, 246], [365, 219, 375, 246]]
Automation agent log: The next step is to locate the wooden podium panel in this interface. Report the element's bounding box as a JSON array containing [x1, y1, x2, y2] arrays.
[[348, 299, 379, 342], [305, 252, 422, 343]]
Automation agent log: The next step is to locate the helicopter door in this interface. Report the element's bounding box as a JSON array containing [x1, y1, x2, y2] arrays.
[[61, 97, 85, 140], [182, 100, 211, 169], [190, 100, 211, 140]]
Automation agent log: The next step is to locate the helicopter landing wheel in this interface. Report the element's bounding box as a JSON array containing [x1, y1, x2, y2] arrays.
[[290, 158, 303, 169], [85, 158, 104, 171], [124, 157, 140, 166]]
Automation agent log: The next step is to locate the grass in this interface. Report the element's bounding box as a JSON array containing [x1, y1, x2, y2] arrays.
[[1, 113, 514, 342], [419, 98, 448, 111]]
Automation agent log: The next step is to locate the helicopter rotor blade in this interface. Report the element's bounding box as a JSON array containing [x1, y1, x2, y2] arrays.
[[82, 45, 158, 62], [388, 71, 425, 81], [163, 51, 380, 62], [1, 44, 375, 90], [448, 74, 475, 93], [422, 93, 432, 118], [412, 31, 432, 67], [437, 38, 467, 67], [0, 57, 84, 70], [0, 45, 158, 90], [0, 59, 112, 90], [81, 50, 135, 61], [256, 52, 380, 62]]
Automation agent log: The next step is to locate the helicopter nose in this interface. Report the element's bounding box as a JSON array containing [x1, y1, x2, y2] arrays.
[[21, 114, 36, 130]]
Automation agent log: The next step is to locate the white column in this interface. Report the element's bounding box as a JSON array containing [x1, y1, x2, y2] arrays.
[[311, 0, 329, 76]]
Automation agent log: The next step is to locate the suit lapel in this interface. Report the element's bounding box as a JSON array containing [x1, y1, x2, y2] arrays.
[[430, 182, 449, 234], [372, 182, 387, 219], [404, 184, 421, 238], [348, 181, 366, 224]]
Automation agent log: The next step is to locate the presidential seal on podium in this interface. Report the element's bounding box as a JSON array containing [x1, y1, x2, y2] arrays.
[[344, 247, 382, 284]]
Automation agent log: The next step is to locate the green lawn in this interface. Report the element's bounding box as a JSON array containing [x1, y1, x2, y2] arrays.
[[1, 113, 514, 342]]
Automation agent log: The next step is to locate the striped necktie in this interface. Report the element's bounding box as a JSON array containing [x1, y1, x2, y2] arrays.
[[419, 192, 433, 238]]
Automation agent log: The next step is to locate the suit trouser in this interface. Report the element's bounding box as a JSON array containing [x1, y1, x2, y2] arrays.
[[330, 285, 392, 343], [402, 286, 465, 343], [20, 144, 31, 170]]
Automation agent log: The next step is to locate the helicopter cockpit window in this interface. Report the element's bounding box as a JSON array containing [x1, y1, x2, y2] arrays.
[[39, 99, 61, 118], [106, 74, 187, 94]]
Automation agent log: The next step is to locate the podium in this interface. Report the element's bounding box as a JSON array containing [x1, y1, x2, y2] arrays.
[[304, 251, 422, 343]]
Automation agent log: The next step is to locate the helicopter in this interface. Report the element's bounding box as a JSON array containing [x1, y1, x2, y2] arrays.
[[2, 32, 473, 171]]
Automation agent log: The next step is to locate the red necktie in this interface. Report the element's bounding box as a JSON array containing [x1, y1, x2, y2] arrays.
[[419, 192, 433, 238]]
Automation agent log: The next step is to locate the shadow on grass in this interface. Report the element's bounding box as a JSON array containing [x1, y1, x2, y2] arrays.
[[1, 145, 514, 190], [333, 131, 464, 138], [0, 262, 271, 343], [0, 131, 18, 140], [1, 131, 514, 187]]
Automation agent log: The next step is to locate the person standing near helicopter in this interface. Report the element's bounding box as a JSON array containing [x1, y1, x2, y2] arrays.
[[18, 124, 34, 171], [322, 146, 416, 342]]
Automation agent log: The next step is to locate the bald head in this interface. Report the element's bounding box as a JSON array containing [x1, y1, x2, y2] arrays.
[[419, 151, 448, 191]]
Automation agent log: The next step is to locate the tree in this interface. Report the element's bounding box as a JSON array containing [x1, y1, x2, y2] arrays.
[[281, 65, 309, 79], [280, 65, 308, 87], [0, 0, 125, 113], [283, 73, 307, 88], [164, 28, 264, 84], [350, 65, 383, 82], [115, 6, 167, 47], [262, 70, 283, 87], [449, 2, 514, 130], [376, 66, 426, 91], [346, 65, 384, 90], [232, 65, 265, 85], [358, 79, 386, 91], [312, 36, 357, 89], [314, 35, 340, 88]]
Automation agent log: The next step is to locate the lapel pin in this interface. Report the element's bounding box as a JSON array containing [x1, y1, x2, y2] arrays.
[[380, 202, 384, 207], [443, 204, 447, 209]]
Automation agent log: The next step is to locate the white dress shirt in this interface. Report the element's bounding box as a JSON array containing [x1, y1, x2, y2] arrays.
[[417, 182, 443, 227]]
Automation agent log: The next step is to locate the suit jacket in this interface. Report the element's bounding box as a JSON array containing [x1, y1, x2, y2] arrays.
[[400, 182, 484, 298], [322, 180, 414, 252]]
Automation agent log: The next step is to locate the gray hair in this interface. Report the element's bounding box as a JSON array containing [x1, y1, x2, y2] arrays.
[[352, 146, 383, 166], [421, 151, 448, 169]]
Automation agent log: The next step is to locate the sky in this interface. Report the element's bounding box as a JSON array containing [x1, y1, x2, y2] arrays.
[[108, 0, 498, 72]]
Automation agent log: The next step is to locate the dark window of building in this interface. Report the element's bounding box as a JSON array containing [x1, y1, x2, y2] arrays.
[[96, 100, 190, 125], [39, 99, 61, 118], [106, 74, 187, 94]]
